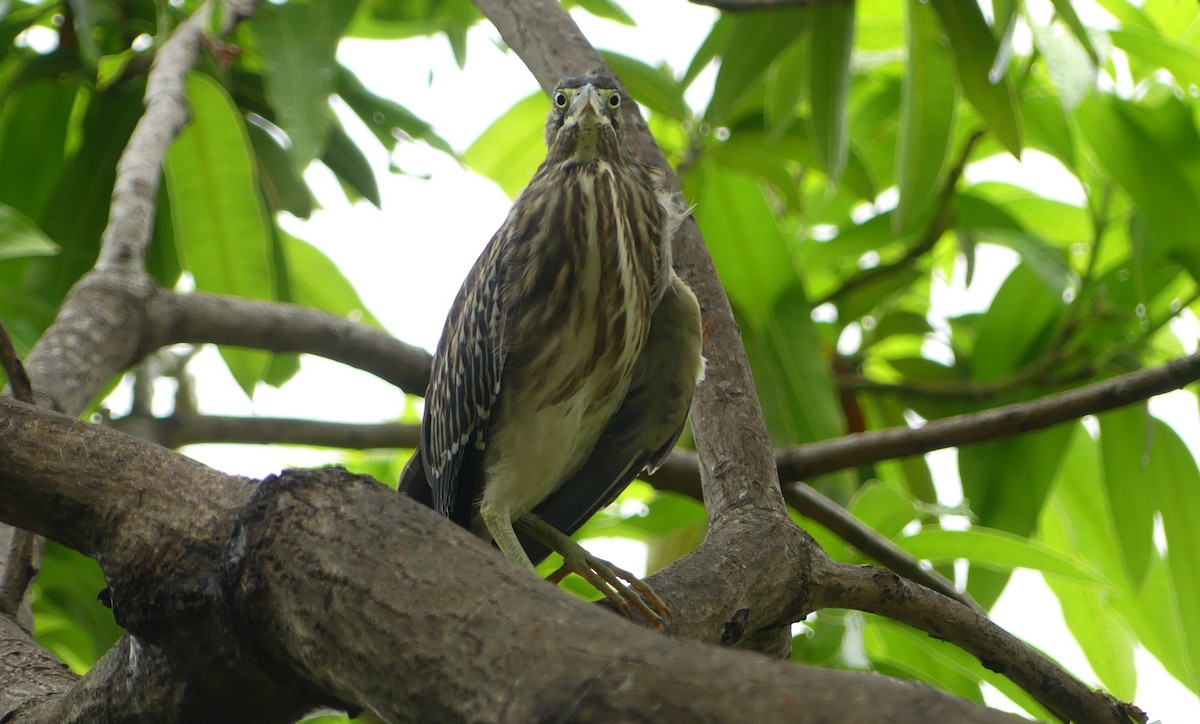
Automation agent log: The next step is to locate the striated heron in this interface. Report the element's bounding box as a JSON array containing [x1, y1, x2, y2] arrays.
[[400, 74, 704, 624]]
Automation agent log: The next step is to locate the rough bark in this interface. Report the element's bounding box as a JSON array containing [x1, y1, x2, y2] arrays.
[[0, 0, 1146, 721]]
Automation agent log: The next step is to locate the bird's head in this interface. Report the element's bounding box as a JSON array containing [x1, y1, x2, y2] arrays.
[[544, 74, 626, 165]]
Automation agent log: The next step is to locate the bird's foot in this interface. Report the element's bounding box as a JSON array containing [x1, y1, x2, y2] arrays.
[[517, 514, 672, 629]]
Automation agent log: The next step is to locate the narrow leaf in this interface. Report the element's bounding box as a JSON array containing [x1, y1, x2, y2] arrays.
[[896, 0, 959, 232], [256, 1, 359, 169], [0, 204, 58, 259], [898, 526, 1106, 583], [165, 73, 274, 395], [807, 0, 854, 182], [930, 0, 1023, 156]]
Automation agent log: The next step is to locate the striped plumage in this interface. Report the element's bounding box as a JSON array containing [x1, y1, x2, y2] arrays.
[[400, 74, 703, 588]]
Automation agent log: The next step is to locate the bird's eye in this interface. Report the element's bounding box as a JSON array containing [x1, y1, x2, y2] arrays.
[[608, 93, 621, 109], [554, 91, 568, 109]]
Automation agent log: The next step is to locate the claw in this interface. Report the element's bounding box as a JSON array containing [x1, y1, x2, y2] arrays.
[[519, 513, 671, 629]]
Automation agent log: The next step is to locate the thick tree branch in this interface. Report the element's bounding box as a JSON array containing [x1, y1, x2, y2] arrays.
[[0, 398, 1019, 723]]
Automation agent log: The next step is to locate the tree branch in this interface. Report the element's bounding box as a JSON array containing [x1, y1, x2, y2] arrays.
[[812, 563, 1141, 723], [112, 412, 420, 451], [778, 350, 1200, 480], [147, 290, 432, 395], [0, 398, 1020, 723]]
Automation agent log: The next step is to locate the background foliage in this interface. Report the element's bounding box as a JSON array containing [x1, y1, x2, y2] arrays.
[[2, 0, 1199, 718]]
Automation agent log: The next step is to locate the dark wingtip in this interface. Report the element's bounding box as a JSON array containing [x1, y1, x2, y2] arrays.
[[398, 447, 434, 508]]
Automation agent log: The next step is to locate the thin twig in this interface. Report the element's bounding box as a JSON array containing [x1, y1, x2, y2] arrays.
[[777, 349, 1200, 480], [0, 320, 38, 624], [0, 321, 33, 405]]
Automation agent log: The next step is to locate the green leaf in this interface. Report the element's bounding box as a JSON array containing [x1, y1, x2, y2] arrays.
[[277, 230, 381, 327], [958, 424, 1073, 607], [1041, 437, 1138, 699], [971, 264, 1064, 380], [1097, 405, 1157, 586], [864, 617, 1055, 719], [0, 203, 57, 259], [464, 92, 546, 198], [336, 64, 454, 156], [705, 8, 808, 126], [765, 38, 806, 138], [1048, 0, 1101, 64], [989, 0, 1018, 82], [565, 0, 633, 25], [1147, 418, 1200, 688], [895, 0, 959, 232], [600, 51, 688, 122], [807, 0, 854, 183], [0, 77, 78, 217], [898, 526, 1105, 583], [1110, 26, 1200, 89], [929, 0, 1023, 156], [683, 162, 793, 321], [322, 119, 381, 207], [847, 480, 919, 541], [1114, 553, 1198, 693], [165, 73, 274, 396], [34, 87, 141, 307], [246, 122, 314, 219], [1076, 95, 1200, 281], [742, 288, 854, 498], [255, 0, 359, 169], [1029, 16, 1096, 111]]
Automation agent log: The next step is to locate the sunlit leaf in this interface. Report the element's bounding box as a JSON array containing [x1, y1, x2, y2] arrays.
[[930, 0, 1023, 156], [958, 424, 1073, 607], [898, 526, 1106, 583], [1041, 431, 1138, 699], [256, 0, 358, 169], [165, 73, 274, 395], [865, 617, 1055, 719], [565, 0, 634, 25], [1147, 419, 1200, 687], [464, 92, 546, 198], [601, 51, 689, 121], [1097, 405, 1157, 586], [896, 0, 959, 232], [1077, 95, 1200, 281], [704, 8, 807, 126], [0, 203, 58, 259], [1110, 25, 1200, 89], [807, 0, 854, 183], [683, 162, 793, 321]]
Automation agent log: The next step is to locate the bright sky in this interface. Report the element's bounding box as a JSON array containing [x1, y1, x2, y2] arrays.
[[102, 1, 1199, 720]]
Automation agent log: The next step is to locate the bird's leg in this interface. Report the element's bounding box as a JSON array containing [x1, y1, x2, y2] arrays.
[[516, 513, 671, 628], [480, 508, 537, 571]]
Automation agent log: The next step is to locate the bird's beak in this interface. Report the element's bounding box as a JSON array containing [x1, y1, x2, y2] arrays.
[[566, 84, 608, 129]]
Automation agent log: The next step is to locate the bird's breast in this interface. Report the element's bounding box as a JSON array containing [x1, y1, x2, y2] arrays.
[[482, 160, 662, 513]]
